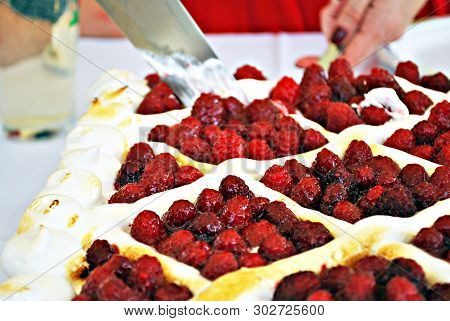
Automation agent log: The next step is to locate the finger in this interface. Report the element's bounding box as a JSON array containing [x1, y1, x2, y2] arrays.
[[330, 0, 372, 47], [320, 0, 347, 41]]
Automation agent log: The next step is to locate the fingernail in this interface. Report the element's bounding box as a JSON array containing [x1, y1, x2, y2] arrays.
[[331, 27, 347, 45]]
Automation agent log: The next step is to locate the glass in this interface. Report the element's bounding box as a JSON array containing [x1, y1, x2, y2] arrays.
[[0, 0, 78, 139]]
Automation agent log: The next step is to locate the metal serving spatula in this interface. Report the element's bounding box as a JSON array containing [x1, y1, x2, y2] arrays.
[[97, 0, 247, 107]]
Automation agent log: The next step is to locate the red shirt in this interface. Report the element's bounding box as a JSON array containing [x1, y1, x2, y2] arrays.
[[181, 0, 450, 33]]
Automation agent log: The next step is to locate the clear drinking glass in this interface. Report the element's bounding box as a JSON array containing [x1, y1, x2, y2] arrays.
[[0, 0, 78, 139]]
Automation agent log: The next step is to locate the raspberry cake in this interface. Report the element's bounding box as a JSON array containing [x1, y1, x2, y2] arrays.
[[0, 59, 449, 301]]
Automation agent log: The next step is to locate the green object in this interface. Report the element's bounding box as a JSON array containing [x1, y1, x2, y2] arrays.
[[9, 0, 69, 23], [318, 44, 340, 70]]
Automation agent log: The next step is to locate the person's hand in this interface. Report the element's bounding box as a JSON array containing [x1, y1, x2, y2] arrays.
[[79, 0, 123, 37], [320, 0, 428, 66]]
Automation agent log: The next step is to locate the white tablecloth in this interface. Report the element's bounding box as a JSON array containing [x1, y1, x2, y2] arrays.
[[0, 33, 377, 282]]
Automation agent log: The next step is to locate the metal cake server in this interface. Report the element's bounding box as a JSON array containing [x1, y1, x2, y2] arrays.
[[97, 0, 247, 107]]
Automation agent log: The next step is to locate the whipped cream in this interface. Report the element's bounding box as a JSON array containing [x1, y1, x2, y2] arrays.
[[355, 88, 409, 120]]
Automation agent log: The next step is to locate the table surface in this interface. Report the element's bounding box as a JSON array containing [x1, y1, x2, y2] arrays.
[[0, 33, 377, 282]]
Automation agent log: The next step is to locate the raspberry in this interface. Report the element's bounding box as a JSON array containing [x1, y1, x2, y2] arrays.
[[343, 140, 373, 168], [421, 72, 450, 93], [412, 227, 444, 256], [368, 68, 400, 92], [351, 165, 375, 188], [283, 159, 311, 182], [258, 233, 295, 261], [174, 166, 203, 187], [72, 294, 90, 301], [325, 102, 362, 133], [319, 265, 352, 292], [435, 145, 450, 165], [349, 95, 364, 105], [313, 148, 343, 175], [434, 131, 450, 151], [220, 196, 251, 230], [202, 125, 222, 146], [143, 153, 179, 174], [272, 130, 300, 156], [357, 185, 384, 213], [114, 161, 143, 190], [247, 139, 274, 160], [96, 275, 142, 301], [189, 212, 223, 239], [192, 93, 226, 126], [328, 58, 354, 81], [180, 137, 211, 163], [365, 156, 401, 182], [241, 220, 278, 247], [383, 258, 425, 286], [332, 201, 363, 223], [430, 166, 450, 200], [141, 159, 175, 195], [225, 118, 247, 137], [275, 116, 303, 134], [249, 197, 270, 219], [264, 201, 299, 235], [196, 189, 224, 213], [384, 129, 416, 151], [369, 185, 416, 217], [291, 220, 333, 252], [299, 85, 332, 121], [398, 164, 429, 187], [412, 120, 438, 145], [260, 165, 294, 195], [246, 99, 282, 124], [145, 73, 161, 88], [321, 183, 348, 214], [328, 59, 356, 102], [290, 177, 322, 208], [428, 101, 450, 132], [301, 64, 327, 87], [238, 253, 267, 268], [211, 129, 246, 164], [162, 200, 197, 229], [109, 183, 147, 204], [177, 240, 211, 268], [403, 90, 433, 115], [136, 93, 169, 115], [433, 215, 450, 237], [222, 96, 246, 121], [128, 255, 164, 295], [180, 116, 202, 136], [395, 61, 420, 84], [338, 272, 375, 300], [273, 271, 320, 301], [213, 229, 248, 254], [154, 283, 193, 301], [148, 125, 170, 142], [201, 251, 238, 280], [428, 283, 450, 301], [130, 210, 166, 246], [353, 256, 390, 280], [164, 125, 184, 148], [360, 106, 391, 126], [126, 143, 155, 165], [301, 129, 328, 152], [248, 121, 273, 141], [219, 175, 251, 200], [270, 76, 300, 107], [307, 290, 334, 301], [385, 276, 423, 301], [410, 181, 438, 208], [234, 64, 266, 80], [156, 230, 195, 258], [353, 75, 371, 94], [86, 240, 116, 269]]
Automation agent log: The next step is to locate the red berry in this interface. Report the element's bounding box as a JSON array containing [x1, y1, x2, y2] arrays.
[[148, 125, 170, 142], [343, 140, 373, 168], [429, 101, 450, 132], [435, 145, 450, 165], [369, 185, 417, 217], [384, 129, 416, 151], [388, 258, 425, 284], [338, 272, 376, 300], [398, 164, 429, 187], [154, 283, 193, 301], [126, 143, 155, 165], [412, 120, 438, 145], [270, 76, 300, 108], [241, 220, 278, 247], [238, 253, 267, 268], [130, 210, 166, 246], [192, 93, 226, 126], [128, 255, 164, 295], [189, 212, 224, 239], [162, 200, 197, 229], [411, 181, 438, 209], [248, 120, 274, 141], [421, 72, 450, 93], [234, 64, 266, 80], [410, 145, 435, 161], [272, 130, 300, 157], [86, 240, 116, 268], [96, 275, 142, 301], [433, 215, 450, 237], [213, 229, 248, 254], [264, 201, 299, 235], [109, 183, 147, 204], [358, 185, 384, 213], [143, 153, 179, 174], [247, 139, 275, 160], [313, 148, 343, 175], [403, 91, 433, 115], [319, 265, 352, 292], [321, 183, 348, 214], [219, 175, 251, 200], [434, 131, 450, 151], [351, 165, 375, 187], [428, 283, 450, 301], [290, 177, 322, 208], [260, 165, 294, 195], [365, 156, 401, 183], [174, 166, 203, 187], [177, 240, 211, 268], [412, 227, 444, 256], [114, 161, 143, 190], [225, 118, 247, 137], [259, 233, 296, 261], [249, 197, 270, 219], [246, 99, 282, 123], [202, 125, 221, 145], [201, 251, 239, 280], [291, 220, 333, 252], [211, 129, 246, 164], [145, 73, 161, 88], [361, 106, 391, 125], [222, 96, 246, 121], [156, 230, 195, 258], [333, 200, 363, 223], [325, 102, 363, 133], [301, 129, 328, 152], [273, 271, 320, 300], [307, 290, 334, 301], [180, 136, 211, 163], [283, 159, 311, 182], [180, 116, 202, 136], [196, 188, 224, 213], [220, 196, 251, 230], [395, 61, 420, 84], [430, 166, 450, 200], [385, 276, 423, 301], [353, 256, 390, 279]]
